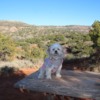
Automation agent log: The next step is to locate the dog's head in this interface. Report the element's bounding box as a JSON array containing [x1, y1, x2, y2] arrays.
[[47, 43, 64, 58]]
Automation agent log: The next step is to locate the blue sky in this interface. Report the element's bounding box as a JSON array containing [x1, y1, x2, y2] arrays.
[[0, 0, 100, 26]]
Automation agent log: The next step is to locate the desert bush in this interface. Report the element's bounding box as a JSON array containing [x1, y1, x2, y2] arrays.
[[89, 20, 100, 61], [66, 32, 94, 58], [0, 66, 19, 76], [21, 44, 45, 62], [31, 47, 45, 58], [25, 37, 44, 48], [89, 20, 100, 72], [89, 20, 100, 48], [0, 33, 16, 61], [53, 34, 65, 42]]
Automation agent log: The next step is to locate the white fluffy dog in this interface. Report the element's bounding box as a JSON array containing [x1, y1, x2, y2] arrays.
[[38, 43, 64, 79]]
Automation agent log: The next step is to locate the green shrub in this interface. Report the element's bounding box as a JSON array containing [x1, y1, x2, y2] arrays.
[[67, 33, 94, 58], [0, 33, 16, 61], [89, 20, 100, 48], [0, 66, 19, 76], [89, 20, 100, 65]]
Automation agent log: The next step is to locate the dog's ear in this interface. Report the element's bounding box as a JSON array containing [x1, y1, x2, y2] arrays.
[[47, 46, 50, 56]]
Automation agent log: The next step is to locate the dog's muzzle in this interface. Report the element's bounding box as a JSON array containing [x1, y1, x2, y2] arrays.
[[55, 50, 58, 54]]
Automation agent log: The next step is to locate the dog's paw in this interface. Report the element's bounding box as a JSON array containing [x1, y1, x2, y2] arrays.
[[38, 74, 44, 79], [56, 74, 62, 78], [38, 76, 42, 79], [46, 76, 52, 79]]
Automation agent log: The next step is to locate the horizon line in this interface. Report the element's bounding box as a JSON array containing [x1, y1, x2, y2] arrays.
[[0, 19, 91, 26]]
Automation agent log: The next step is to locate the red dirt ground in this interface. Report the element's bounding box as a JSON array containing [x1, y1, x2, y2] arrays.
[[0, 68, 93, 100], [0, 68, 45, 100]]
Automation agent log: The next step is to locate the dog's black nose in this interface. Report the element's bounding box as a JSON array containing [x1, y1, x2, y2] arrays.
[[55, 50, 58, 54]]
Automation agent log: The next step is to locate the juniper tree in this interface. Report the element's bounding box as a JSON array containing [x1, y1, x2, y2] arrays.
[[89, 20, 100, 65]]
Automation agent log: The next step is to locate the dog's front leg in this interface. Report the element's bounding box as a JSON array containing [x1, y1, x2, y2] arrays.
[[56, 64, 62, 78], [46, 68, 52, 79], [38, 68, 45, 79]]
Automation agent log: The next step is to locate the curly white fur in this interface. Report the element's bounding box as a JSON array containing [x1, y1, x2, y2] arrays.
[[38, 43, 64, 79]]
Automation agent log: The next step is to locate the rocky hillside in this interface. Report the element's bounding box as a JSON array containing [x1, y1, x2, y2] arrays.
[[0, 20, 91, 34], [0, 20, 100, 72], [0, 20, 31, 33]]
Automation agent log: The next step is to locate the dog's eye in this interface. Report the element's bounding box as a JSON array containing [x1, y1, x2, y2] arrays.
[[52, 48, 55, 51], [57, 48, 60, 50]]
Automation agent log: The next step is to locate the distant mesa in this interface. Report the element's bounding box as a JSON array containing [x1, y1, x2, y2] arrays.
[[0, 20, 91, 34]]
